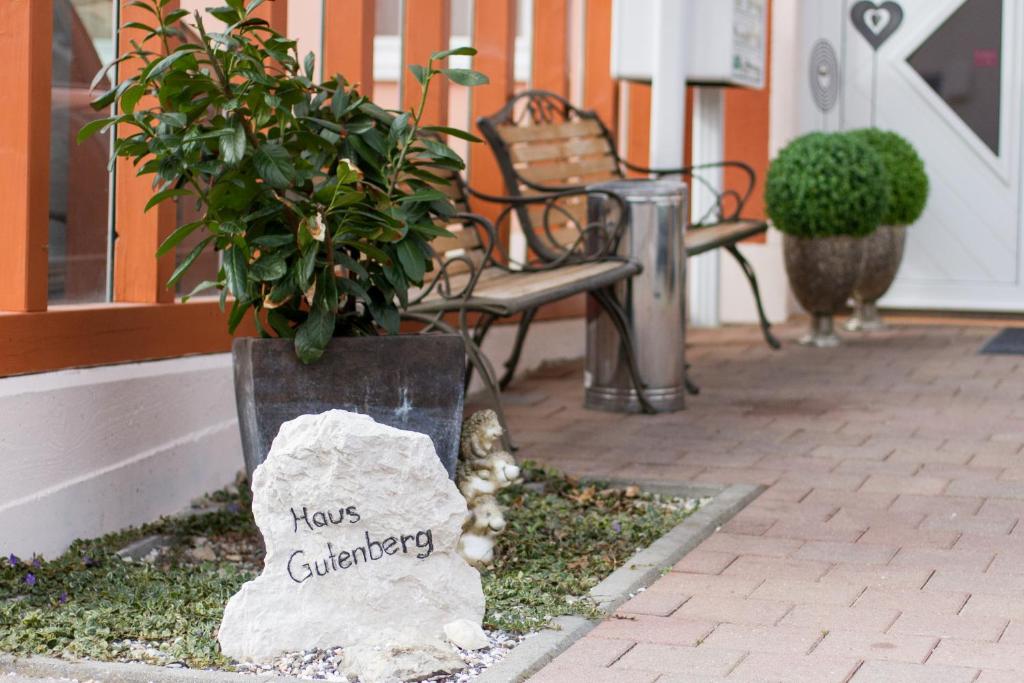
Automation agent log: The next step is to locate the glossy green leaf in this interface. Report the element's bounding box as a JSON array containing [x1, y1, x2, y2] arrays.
[[294, 306, 335, 364], [253, 143, 295, 188], [440, 68, 489, 86]]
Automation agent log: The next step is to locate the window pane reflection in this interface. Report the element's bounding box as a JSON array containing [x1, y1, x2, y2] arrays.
[[50, 0, 114, 303]]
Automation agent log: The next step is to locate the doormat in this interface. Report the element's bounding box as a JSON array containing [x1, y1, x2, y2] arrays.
[[980, 328, 1024, 355]]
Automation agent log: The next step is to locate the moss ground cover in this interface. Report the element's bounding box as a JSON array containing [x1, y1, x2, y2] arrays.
[[0, 465, 700, 670]]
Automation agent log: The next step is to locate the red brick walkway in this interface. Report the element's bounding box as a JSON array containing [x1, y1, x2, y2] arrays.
[[501, 322, 1024, 682]]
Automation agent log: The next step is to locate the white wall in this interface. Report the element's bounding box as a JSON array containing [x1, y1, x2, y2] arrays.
[[0, 354, 242, 559]]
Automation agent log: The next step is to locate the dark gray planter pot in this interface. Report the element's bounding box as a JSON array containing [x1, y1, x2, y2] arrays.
[[846, 225, 906, 332], [233, 335, 465, 481], [783, 233, 864, 347]]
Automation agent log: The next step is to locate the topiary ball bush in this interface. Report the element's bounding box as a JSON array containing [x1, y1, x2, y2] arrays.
[[846, 128, 928, 226], [765, 131, 887, 239]]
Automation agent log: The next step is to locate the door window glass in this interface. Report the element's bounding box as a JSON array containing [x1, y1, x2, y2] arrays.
[[907, 0, 1002, 154]]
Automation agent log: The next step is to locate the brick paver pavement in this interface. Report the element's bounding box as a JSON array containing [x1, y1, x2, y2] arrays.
[[498, 321, 1024, 682]]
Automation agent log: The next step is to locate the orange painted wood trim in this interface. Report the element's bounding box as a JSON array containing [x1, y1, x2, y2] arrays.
[[724, 0, 771, 241], [401, 0, 451, 126], [323, 0, 375, 97], [469, 0, 517, 251], [625, 81, 651, 177], [0, 0, 53, 312], [583, 0, 616, 129], [531, 0, 570, 97], [113, 0, 180, 304], [250, 0, 288, 33], [0, 301, 256, 378]]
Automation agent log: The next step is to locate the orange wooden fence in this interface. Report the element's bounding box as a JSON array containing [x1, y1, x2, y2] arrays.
[[0, 0, 772, 376]]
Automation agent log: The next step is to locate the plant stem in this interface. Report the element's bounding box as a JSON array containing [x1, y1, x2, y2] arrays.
[[386, 62, 433, 199]]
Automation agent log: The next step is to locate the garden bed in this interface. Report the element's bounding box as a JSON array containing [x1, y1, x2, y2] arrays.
[[0, 465, 704, 681]]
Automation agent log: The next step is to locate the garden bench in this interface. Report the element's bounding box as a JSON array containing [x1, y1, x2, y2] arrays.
[[404, 179, 658, 448], [477, 90, 782, 366]]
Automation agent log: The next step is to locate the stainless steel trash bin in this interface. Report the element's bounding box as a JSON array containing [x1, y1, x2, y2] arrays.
[[585, 179, 687, 413]]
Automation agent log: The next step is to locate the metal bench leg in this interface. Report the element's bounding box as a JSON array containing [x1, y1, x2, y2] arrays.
[[458, 312, 516, 452], [498, 307, 538, 390], [404, 312, 516, 452], [685, 363, 700, 395], [465, 314, 497, 392], [725, 244, 781, 349], [592, 288, 658, 414]]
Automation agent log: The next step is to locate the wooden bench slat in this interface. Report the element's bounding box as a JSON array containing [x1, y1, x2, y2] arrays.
[[510, 136, 613, 163], [685, 220, 767, 256], [497, 119, 604, 144], [517, 156, 619, 185]]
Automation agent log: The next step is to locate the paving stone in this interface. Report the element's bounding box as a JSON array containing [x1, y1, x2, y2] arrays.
[[552, 637, 637, 668], [697, 533, 803, 558], [750, 578, 864, 607], [925, 569, 1024, 595], [960, 593, 1024, 620], [819, 563, 932, 590], [726, 652, 860, 683], [928, 638, 1024, 671], [721, 556, 831, 582], [811, 629, 938, 663], [671, 550, 737, 575], [616, 591, 689, 618], [889, 546, 995, 573], [780, 603, 899, 633], [590, 615, 714, 646], [530, 664, 658, 683], [849, 660, 978, 682], [764, 519, 865, 543], [646, 572, 761, 599], [889, 611, 1007, 641], [888, 494, 984, 516], [857, 525, 960, 549], [860, 474, 951, 496], [854, 587, 968, 615], [919, 511, 1016, 536], [610, 643, 745, 676], [671, 595, 792, 627], [699, 623, 822, 655], [792, 540, 898, 565], [802, 489, 898, 510]]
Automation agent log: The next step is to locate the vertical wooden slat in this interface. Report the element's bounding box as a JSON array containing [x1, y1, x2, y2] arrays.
[[250, 0, 288, 33], [323, 0, 376, 97], [0, 0, 52, 312], [113, 0, 179, 304], [401, 0, 450, 125], [531, 0, 570, 97], [582, 0, 616, 128], [469, 0, 517, 250], [626, 82, 651, 176], [724, 0, 772, 226]]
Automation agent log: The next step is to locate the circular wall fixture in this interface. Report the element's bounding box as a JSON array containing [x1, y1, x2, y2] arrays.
[[809, 39, 840, 113]]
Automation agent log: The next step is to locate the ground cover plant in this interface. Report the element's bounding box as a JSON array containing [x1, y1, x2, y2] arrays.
[[0, 466, 700, 670]]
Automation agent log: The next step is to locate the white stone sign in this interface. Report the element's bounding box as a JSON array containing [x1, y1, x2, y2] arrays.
[[219, 410, 485, 674]]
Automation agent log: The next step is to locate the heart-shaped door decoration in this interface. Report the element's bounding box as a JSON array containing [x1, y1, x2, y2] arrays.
[[851, 1, 904, 49]]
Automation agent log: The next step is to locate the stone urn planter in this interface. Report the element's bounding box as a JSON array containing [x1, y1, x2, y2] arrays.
[[844, 129, 929, 332], [845, 224, 907, 331], [765, 131, 888, 347], [783, 234, 865, 347], [233, 335, 466, 480]]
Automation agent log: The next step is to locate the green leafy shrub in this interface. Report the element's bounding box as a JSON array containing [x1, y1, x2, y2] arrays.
[[80, 0, 487, 363], [765, 131, 887, 238], [846, 128, 928, 226]]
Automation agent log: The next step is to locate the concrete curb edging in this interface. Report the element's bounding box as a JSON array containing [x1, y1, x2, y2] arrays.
[[0, 653, 308, 683], [1, 482, 761, 683], [476, 481, 762, 683]]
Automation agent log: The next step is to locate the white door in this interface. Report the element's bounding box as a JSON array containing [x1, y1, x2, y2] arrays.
[[806, 0, 1024, 311]]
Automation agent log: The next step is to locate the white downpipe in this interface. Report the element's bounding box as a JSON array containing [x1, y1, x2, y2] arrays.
[[648, 0, 689, 168], [688, 87, 724, 327]]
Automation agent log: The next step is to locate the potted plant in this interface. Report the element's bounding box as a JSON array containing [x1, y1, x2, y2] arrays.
[[81, 0, 488, 478], [843, 128, 929, 331], [765, 132, 887, 347]]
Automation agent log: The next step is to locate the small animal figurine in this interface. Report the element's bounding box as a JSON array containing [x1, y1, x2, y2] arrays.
[[456, 410, 519, 568]]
